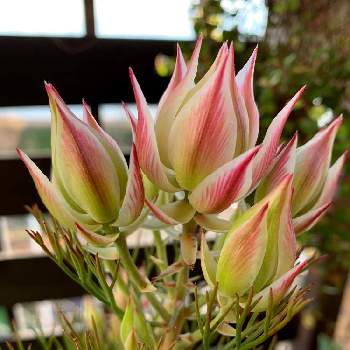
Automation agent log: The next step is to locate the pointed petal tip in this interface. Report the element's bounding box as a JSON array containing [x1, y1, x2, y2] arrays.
[[176, 42, 182, 55], [251, 45, 258, 60], [16, 148, 29, 166], [260, 202, 269, 216], [44, 82, 58, 97], [82, 98, 89, 108], [294, 202, 332, 235], [317, 115, 343, 140], [197, 32, 204, 41], [122, 102, 137, 135], [128, 67, 136, 83], [192, 34, 203, 53], [331, 114, 343, 128], [294, 85, 306, 100], [279, 172, 293, 183], [16, 147, 23, 157], [44, 82, 53, 94]]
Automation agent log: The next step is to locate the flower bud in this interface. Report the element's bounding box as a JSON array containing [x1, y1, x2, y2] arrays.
[[18, 84, 144, 232], [216, 204, 269, 297], [129, 40, 305, 227], [216, 175, 296, 297], [255, 116, 346, 234], [293, 116, 342, 215]]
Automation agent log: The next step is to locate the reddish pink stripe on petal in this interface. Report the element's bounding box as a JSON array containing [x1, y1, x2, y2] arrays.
[[275, 180, 297, 279], [253, 260, 307, 311], [255, 132, 298, 201], [186, 35, 203, 80], [252, 87, 305, 187], [157, 43, 187, 113], [54, 101, 120, 223], [314, 151, 348, 208], [76, 223, 118, 247], [155, 38, 202, 167], [293, 116, 342, 215], [122, 101, 137, 138], [189, 146, 259, 214], [293, 202, 332, 234], [129, 68, 178, 192], [46, 84, 122, 221], [17, 148, 76, 228], [82, 100, 128, 198], [118, 144, 145, 227], [227, 43, 250, 154], [253, 174, 294, 291], [236, 46, 259, 148], [216, 204, 269, 297], [168, 51, 238, 190]]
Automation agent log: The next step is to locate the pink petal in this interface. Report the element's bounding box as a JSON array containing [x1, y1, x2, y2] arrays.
[[180, 41, 228, 104], [118, 144, 145, 227], [17, 148, 77, 228], [274, 178, 296, 279], [253, 175, 296, 291], [227, 43, 250, 154], [145, 198, 195, 225], [236, 46, 259, 148], [129, 68, 179, 192], [252, 87, 305, 187], [189, 147, 259, 214], [216, 203, 269, 297], [122, 101, 137, 137], [168, 50, 238, 190], [293, 116, 342, 215], [155, 37, 202, 167], [255, 132, 298, 201], [293, 202, 332, 234], [82, 100, 128, 198], [157, 43, 187, 113], [314, 151, 348, 208], [46, 84, 120, 223], [253, 260, 307, 312]]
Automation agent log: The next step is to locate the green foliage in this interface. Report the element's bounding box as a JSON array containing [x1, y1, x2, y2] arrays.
[[8, 207, 310, 349]]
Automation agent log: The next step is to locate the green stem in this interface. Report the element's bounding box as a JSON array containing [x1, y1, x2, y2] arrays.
[[153, 230, 168, 267], [153, 230, 175, 299], [116, 235, 171, 322], [161, 220, 199, 349]]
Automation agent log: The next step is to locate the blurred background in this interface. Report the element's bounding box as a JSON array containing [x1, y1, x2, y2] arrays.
[[0, 0, 349, 349]]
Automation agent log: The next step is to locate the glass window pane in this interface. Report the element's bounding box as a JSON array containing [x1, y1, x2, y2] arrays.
[[221, 0, 268, 38], [0, 215, 41, 255], [94, 0, 195, 40], [0, 0, 85, 37], [0, 105, 83, 157], [99, 103, 157, 154]]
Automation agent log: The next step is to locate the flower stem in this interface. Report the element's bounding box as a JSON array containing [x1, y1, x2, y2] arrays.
[[116, 234, 171, 322]]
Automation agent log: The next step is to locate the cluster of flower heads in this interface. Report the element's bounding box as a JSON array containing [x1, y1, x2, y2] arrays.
[[18, 37, 346, 308]]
